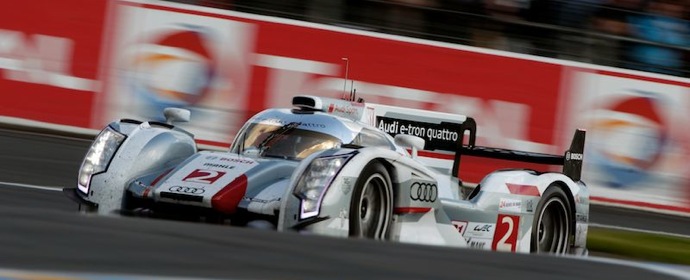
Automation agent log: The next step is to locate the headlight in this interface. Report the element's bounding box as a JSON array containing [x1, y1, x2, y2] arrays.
[[293, 154, 353, 219], [77, 126, 126, 194]]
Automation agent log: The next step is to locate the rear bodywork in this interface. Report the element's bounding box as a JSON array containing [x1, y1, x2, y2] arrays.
[[66, 95, 589, 254]]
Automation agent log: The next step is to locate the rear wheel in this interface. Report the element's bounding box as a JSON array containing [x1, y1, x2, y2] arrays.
[[531, 186, 572, 254], [349, 161, 392, 240]]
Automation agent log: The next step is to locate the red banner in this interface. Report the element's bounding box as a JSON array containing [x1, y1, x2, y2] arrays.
[[248, 12, 566, 182], [1, 0, 686, 212], [0, 0, 106, 127], [96, 1, 565, 182], [252, 20, 564, 149]]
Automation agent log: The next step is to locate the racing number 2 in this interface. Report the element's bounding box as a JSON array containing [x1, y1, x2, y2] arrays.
[[183, 169, 225, 184], [492, 214, 519, 252]]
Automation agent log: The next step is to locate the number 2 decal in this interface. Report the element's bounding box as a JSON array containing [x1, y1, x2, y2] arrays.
[[183, 169, 225, 184], [492, 214, 519, 252]]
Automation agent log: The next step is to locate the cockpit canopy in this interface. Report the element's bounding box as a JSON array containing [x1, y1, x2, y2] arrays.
[[231, 109, 395, 160], [234, 122, 341, 160]]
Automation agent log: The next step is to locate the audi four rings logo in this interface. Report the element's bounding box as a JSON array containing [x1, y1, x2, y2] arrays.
[[168, 186, 205, 194], [410, 182, 437, 202]]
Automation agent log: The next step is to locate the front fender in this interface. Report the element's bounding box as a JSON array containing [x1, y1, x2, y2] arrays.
[[84, 121, 196, 214]]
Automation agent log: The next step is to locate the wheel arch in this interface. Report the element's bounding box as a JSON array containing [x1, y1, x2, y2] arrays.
[[85, 121, 196, 214], [377, 158, 397, 191]]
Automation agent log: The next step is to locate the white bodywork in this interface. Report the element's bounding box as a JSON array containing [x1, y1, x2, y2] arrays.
[[71, 95, 589, 255]]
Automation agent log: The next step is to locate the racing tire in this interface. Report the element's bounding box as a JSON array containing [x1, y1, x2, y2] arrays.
[[349, 161, 393, 240], [531, 186, 572, 254]]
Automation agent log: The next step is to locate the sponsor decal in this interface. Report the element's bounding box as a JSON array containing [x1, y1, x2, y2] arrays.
[[327, 102, 362, 116], [473, 224, 492, 232], [576, 213, 588, 223], [203, 162, 235, 170], [183, 169, 225, 184], [376, 116, 462, 151], [168, 185, 205, 194], [409, 182, 438, 202], [219, 157, 256, 164], [467, 238, 490, 250], [452, 221, 468, 236], [464, 222, 495, 238], [499, 198, 522, 213], [253, 117, 327, 129], [525, 199, 534, 213], [492, 214, 520, 252], [565, 152, 583, 161]]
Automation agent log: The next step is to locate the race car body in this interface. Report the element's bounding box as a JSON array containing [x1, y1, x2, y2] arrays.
[[65, 95, 589, 255]]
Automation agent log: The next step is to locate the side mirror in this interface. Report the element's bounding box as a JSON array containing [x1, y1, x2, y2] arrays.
[[394, 134, 425, 158], [242, 147, 261, 158], [164, 108, 191, 124]]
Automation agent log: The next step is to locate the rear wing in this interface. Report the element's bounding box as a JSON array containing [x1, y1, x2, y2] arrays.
[[454, 119, 586, 182], [292, 95, 585, 182]]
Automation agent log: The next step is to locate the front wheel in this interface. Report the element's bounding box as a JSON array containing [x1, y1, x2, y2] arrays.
[[531, 186, 572, 254], [349, 161, 393, 240]]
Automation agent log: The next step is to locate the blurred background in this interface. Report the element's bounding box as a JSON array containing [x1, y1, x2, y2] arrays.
[[1, 0, 689, 270], [1, 0, 688, 213], [168, 0, 690, 77]]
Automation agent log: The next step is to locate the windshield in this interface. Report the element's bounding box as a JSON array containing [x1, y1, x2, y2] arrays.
[[236, 122, 342, 160]]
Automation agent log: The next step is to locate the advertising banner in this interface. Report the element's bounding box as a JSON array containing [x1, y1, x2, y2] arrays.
[[0, 0, 106, 127], [2, 0, 685, 212], [98, 0, 565, 182], [562, 70, 690, 210], [94, 1, 255, 144]]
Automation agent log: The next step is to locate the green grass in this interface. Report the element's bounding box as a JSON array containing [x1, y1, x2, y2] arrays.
[[588, 227, 690, 265]]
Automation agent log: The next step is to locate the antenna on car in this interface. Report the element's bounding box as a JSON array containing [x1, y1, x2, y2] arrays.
[[341, 57, 361, 102], [341, 57, 349, 100]]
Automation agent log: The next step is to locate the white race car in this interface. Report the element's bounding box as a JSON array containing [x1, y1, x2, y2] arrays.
[[65, 95, 589, 255]]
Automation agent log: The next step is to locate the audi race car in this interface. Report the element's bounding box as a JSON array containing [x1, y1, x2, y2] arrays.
[[64, 95, 589, 255]]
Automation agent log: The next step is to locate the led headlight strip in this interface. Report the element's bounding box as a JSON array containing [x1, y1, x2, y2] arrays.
[[77, 126, 126, 194], [293, 153, 354, 220]]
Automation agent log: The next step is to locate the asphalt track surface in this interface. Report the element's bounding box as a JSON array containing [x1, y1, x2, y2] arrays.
[[0, 128, 689, 279]]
